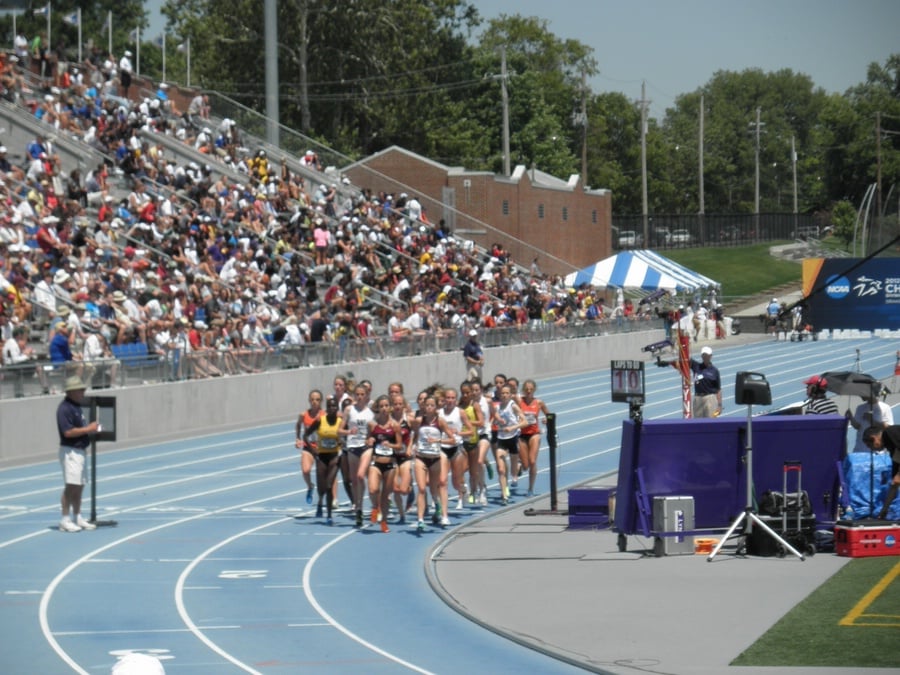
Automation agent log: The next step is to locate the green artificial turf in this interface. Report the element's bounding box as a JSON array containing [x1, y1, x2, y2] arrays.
[[732, 557, 900, 668]]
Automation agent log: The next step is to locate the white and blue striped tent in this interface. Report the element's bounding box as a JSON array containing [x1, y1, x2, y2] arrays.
[[564, 250, 719, 292]]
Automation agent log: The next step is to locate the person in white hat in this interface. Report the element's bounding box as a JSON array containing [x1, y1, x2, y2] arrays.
[[119, 50, 133, 98], [56, 376, 99, 532], [463, 328, 484, 382], [689, 346, 722, 418]]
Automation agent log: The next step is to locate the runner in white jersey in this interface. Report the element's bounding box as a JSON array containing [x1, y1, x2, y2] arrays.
[[493, 384, 526, 504], [439, 387, 474, 511], [412, 395, 454, 530], [471, 380, 493, 505], [333, 375, 354, 509], [340, 383, 374, 527]]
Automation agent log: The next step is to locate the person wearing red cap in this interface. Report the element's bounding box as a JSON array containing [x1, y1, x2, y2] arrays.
[[803, 376, 839, 415]]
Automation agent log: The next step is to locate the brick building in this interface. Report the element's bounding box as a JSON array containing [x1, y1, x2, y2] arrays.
[[343, 146, 612, 277]]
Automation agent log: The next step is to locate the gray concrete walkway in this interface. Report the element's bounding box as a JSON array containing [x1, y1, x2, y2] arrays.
[[429, 492, 897, 675]]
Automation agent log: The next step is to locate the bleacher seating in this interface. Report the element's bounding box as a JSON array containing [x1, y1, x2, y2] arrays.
[[110, 342, 160, 369]]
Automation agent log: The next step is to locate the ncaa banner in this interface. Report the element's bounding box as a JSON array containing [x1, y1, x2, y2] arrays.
[[802, 258, 900, 330]]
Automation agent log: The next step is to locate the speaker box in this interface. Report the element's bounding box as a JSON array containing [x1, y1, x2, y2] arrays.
[[735, 371, 771, 405]]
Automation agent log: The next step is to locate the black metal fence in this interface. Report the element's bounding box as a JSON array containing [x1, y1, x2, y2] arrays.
[[612, 212, 821, 250]]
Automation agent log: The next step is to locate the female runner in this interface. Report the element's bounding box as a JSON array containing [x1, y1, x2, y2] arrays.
[[389, 393, 414, 523], [459, 381, 485, 506], [358, 395, 402, 533], [493, 383, 526, 503], [332, 375, 354, 508], [294, 389, 323, 505], [518, 378, 551, 496], [439, 386, 474, 511], [302, 396, 343, 524], [340, 382, 374, 527], [505, 376, 524, 486], [470, 380, 493, 505], [412, 395, 454, 530]]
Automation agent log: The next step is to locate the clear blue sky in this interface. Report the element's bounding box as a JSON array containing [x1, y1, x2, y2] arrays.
[[470, 0, 900, 118], [146, 0, 899, 119]]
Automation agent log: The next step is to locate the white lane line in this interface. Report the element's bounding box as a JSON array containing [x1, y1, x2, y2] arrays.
[[173, 516, 298, 675], [1, 440, 294, 503], [55, 625, 240, 636], [0, 423, 291, 488], [0, 472, 291, 548], [0, 528, 52, 550], [301, 530, 437, 675], [0, 452, 296, 522], [38, 487, 302, 675]]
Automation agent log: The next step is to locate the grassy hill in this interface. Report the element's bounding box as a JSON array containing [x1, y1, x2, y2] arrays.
[[663, 242, 802, 301]]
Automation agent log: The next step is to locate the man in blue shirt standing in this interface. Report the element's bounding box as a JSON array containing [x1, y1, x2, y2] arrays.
[[463, 329, 485, 383], [690, 346, 722, 418], [56, 376, 99, 532]]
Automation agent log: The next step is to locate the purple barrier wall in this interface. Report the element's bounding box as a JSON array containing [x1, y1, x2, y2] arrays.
[[614, 415, 847, 535]]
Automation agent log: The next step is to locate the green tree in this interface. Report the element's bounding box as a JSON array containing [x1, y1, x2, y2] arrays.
[[585, 91, 643, 213], [830, 199, 857, 245], [471, 14, 595, 175], [661, 68, 829, 214]]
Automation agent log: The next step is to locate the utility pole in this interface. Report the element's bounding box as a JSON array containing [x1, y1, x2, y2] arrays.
[[876, 111, 882, 219], [501, 47, 511, 177], [264, 0, 279, 147], [753, 106, 762, 239], [698, 95, 705, 216], [641, 81, 648, 246], [580, 69, 588, 185], [791, 135, 798, 216], [299, 0, 310, 133]]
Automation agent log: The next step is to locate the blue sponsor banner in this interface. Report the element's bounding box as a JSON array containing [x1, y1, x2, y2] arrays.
[[804, 258, 900, 330]]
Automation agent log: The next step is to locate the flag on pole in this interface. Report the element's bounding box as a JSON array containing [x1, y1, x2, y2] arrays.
[[101, 13, 111, 36], [33, 3, 49, 16], [153, 34, 165, 48], [62, 11, 79, 26], [128, 28, 138, 42], [177, 42, 188, 53]]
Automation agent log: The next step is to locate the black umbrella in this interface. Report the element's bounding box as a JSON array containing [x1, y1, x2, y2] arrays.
[[820, 371, 889, 399]]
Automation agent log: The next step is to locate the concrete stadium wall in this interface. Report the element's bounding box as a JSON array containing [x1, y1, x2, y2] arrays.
[[0, 329, 658, 467]]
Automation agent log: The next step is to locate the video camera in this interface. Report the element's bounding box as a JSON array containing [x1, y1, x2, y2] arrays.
[[638, 288, 669, 306], [642, 339, 672, 355], [642, 339, 676, 368]]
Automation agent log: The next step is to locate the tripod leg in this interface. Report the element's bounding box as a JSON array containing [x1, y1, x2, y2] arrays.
[[748, 512, 805, 560], [707, 510, 748, 562]]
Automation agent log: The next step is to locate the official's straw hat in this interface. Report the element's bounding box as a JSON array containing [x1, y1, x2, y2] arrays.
[[64, 376, 86, 392]]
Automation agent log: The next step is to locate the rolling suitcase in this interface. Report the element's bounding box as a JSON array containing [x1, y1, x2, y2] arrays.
[[749, 461, 817, 556]]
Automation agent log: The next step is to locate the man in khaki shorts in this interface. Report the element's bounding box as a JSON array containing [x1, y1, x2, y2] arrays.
[[57, 376, 99, 531]]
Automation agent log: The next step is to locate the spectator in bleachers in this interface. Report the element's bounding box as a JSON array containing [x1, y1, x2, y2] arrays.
[[82, 321, 118, 387], [186, 93, 209, 130], [49, 320, 82, 376], [118, 50, 133, 99]]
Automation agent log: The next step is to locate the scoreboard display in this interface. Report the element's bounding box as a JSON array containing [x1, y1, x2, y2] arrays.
[[610, 360, 645, 403]]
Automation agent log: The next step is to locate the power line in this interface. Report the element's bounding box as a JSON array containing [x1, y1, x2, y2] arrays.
[[205, 76, 487, 103]]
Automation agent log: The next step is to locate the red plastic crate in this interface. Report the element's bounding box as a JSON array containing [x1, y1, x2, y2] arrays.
[[834, 522, 900, 558]]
